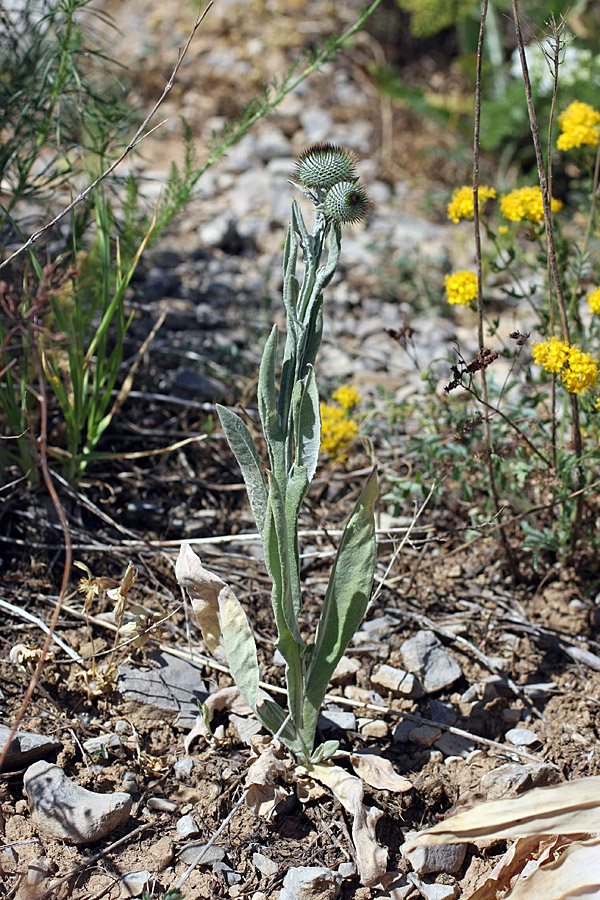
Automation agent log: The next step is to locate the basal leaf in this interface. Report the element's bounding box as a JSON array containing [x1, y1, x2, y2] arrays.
[[218, 584, 259, 713], [302, 468, 378, 749], [216, 404, 267, 535]]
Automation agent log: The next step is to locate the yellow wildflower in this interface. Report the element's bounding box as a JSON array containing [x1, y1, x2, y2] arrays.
[[561, 346, 598, 393], [320, 393, 360, 462], [498, 225, 509, 235], [500, 186, 562, 223], [447, 185, 496, 223], [557, 101, 600, 151], [531, 336, 569, 374], [587, 287, 600, 315], [332, 384, 361, 410], [532, 337, 598, 393], [444, 271, 478, 306]]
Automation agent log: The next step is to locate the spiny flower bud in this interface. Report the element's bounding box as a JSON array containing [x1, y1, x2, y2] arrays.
[[322, 181, 369, 224], [294, 143, 358, 190]]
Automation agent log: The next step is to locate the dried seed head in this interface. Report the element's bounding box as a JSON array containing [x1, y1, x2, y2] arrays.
[[294, 143, 358, 190], [322, 181, 369, 224]]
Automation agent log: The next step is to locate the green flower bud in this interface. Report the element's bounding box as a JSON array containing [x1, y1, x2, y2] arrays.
[[322, 181, 369, 224], [294, 143, 358, 190]]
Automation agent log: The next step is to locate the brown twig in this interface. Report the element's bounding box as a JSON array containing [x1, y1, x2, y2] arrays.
[[511, 0, 584, 546], [473, 1, 520, 580], [0, 365, 73, 771]]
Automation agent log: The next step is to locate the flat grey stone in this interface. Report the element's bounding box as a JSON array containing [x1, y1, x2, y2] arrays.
[[411, 878, 459, 900], [481, 762, 560, 799], [0, 725, 61, 772], [176, 814, 201, 838], [400, 631, 463, 693], [279, 865, 342, 900], [117, 650, 208, 728], [83, 733, 122, 755], [318, 708, 357, 735], [337, 862, 356, 878], [253, 851, 278, 877], [173, 757, 195, 780], [409, 725, 441, 747], [434, 732, 475, 758], [212, 860, 242, 885], [120, 870, 150, 897], [429, 700, 457, 726], [402, 831, 466, 875], [178, 842, 226, 866], [506, 728, 539, 747], [331, 656, 361, 685], [370, 665, 423, 699], [24, 761, 132, 845]]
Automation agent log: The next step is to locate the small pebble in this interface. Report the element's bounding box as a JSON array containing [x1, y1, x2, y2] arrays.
[[403, 831, 466, 875], [177, 814, 201, 838], [506, 728, 539, 747], [253, 852, 278, 877], [178, 842, 226, 866], [120, 870, 150, 898], [147, 796, 178, 812], [173, 757, 195, 780]]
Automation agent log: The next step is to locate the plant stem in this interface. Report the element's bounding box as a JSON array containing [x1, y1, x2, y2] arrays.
[[473, 0, 520, 579], [511, 0, 584, 548]]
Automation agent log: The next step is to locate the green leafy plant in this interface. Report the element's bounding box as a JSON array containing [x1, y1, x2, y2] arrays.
[[176, 146, 377, 763], [0, 0, 384, 484]]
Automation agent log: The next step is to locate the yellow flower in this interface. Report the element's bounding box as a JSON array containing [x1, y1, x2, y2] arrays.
[[498, 225, 509, 235], [447, 185, 496, 223], [557, 101, 600, 151], [500, 186, 562, 222], [587, 287, 600, 315], [532, 337, 598, 393], [531, 336, 569, 374], [561, 346, 598, 394], [332, 384, 361, 410], [320, 397, 359, 461], [444, 271, 478, 306]]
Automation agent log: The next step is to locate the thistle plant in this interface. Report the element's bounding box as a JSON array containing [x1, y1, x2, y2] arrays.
[[177, 145, 377, 763]]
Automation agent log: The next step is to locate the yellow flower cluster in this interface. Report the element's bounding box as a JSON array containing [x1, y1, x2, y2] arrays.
[[320, 384, 361, 461], [332, 384, 361, 410], [531, 336, 569, 373], [444, 271, 478, 306], [500, 186, 563, 222], [557, 101, 600, 151], [447, 185, 496, 223], [532, 337, 598, 393], [587, 287, 600, 315]]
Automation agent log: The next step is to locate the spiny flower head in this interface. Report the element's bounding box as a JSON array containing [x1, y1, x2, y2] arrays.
[[447, 185, 496, 223], [444, 270, 478, 306], [322, 181, 369, 224], [500, 186, 562, 222], [557, 101, 600, 151], [587, 287, 600, 315], [294, 143, 358, 190]]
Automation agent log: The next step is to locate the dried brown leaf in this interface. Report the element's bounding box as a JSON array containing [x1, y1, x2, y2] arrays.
[[244, 746, 291, 819], [407, 776, 600, 846], [308, 762, 388, 886], [175, 543, 226, 656], [350, 753, 413, 793]]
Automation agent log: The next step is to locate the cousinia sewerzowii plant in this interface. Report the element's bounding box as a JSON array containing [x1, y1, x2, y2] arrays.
[[176, 145, 376, 764]]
